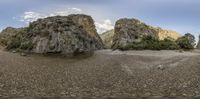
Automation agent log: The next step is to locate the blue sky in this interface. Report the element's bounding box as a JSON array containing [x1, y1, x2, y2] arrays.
[[0, 0, 200, 41]]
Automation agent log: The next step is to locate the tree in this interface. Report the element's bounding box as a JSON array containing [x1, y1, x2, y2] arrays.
[[176, 33, 195, 50]]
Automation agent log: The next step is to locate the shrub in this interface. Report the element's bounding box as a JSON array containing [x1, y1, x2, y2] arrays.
[[176, 33, 195, 50], [142, 36, 161, 50], [6, 36, 21, 50], [120, 36, 180, 50], [19, 41, 34, 50], [160, 38, 179, 50]]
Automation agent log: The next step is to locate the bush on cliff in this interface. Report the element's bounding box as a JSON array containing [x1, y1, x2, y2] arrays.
[[119, 36, 179, 50]]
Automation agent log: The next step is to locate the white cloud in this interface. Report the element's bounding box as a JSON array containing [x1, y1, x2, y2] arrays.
[[14, 8, 114, 34], [20, 11, 45, 23], [16, 8, 83, 23], [95, 19, 114, 34]]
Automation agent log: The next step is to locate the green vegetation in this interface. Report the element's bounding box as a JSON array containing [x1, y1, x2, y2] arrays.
[[6, 28, 34, 51], [119, 33, 195, 51], [160, 38, 179, 50], [176, 33, 195, 50]]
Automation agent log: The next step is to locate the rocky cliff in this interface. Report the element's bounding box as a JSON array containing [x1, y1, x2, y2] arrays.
[[111, 18, 182, 49], [155, 27, 181, 40], [112, 18, 157, 49], [6, 14, 104, 55], [100, 29, 114, 48], [197, 35, 200, 49]]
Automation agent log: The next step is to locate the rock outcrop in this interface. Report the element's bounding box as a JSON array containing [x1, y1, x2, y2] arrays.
[[111, 18, 158, 49], [6, 14, 104, 55], [100, 29, 114, 48], [155, 27, 181, 40], [197, 35, 200, 49], [111, 18, 182, 49]]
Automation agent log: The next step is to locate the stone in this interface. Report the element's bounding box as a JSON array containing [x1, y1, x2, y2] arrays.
[[6, 14, 104, 56], [20, 53, 27, 56], [157, 65, 165, 70], [197, 35, 200, 49], [12, 50, 17, 53]]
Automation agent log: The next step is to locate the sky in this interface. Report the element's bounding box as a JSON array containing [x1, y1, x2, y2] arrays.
[[0, 0, 200, 41]]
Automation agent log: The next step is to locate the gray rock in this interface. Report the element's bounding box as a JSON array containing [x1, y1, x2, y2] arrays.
[[111, 18, 158, 49], [6, 14, 104, 56], [157, 65, 165, 70], [20, 53, 27, 56]]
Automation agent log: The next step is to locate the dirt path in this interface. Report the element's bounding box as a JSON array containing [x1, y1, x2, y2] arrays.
[[0, 49, 200, 98]]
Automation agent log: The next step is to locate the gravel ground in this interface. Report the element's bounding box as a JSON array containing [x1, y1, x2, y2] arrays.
[[0, 49, 200, 99]]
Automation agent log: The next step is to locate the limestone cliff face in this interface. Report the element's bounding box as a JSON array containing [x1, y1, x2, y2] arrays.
[[197, 35, 200, 49], [100, 29, 114, 48], [111, 18, 157, 49], [155, 27, 181, 40], [6, 14, 104, 55]]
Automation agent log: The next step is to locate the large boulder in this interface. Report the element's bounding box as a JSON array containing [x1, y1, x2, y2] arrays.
[[7, 14, 104, 55], [197, 35, 200, 49]]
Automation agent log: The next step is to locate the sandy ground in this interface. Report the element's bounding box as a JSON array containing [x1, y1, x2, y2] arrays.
[[0, 49, 200, 98]]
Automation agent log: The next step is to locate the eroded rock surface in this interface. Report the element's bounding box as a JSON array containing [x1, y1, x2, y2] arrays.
[[112, 18, 158, 49], [6, 14, 103, 55]]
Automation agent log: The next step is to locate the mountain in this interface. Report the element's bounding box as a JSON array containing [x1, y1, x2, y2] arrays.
[[100, 18, 181, 49]]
